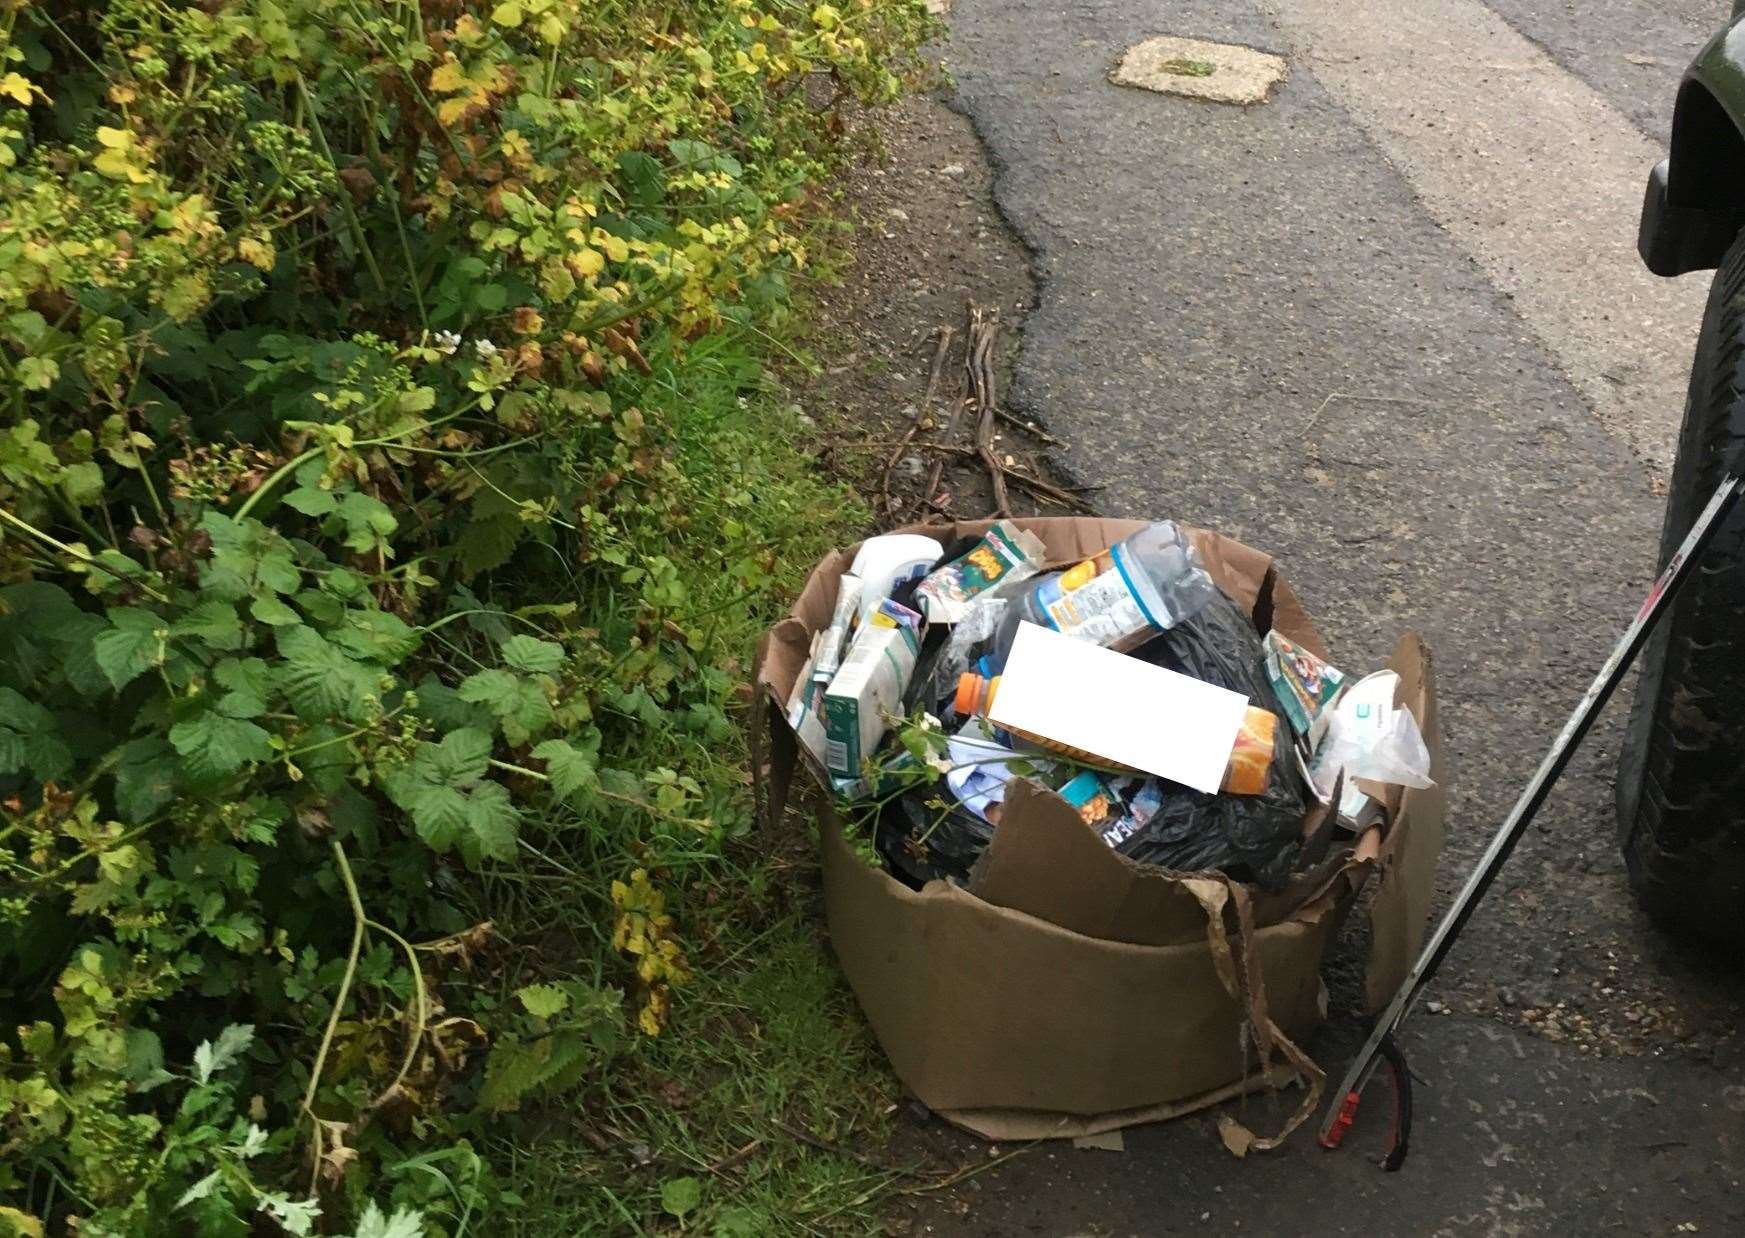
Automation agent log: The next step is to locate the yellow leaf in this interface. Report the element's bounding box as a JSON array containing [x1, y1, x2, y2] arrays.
[[92, 149, 138, 181], [437, 97, 472, 125], [569, 247, 604, 279], [95, 125, 133, 149], [429, 61, 468, 93], [108, 83, 137, 105], [598, 233, 629, 263], [237, 235, 276, 271], [161, 272, 211, 321], [0, 73, 35, 106], [492, 0, 524, 27], [0, 1206, 45, 1238], [639, 1002, 662, 1036], [538, 14, 566, 44]]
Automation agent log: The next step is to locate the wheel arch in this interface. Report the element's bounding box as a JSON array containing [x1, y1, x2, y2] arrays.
[[1666, 76, 1745, 211]]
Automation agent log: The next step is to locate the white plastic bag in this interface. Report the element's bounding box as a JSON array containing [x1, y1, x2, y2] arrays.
[[1309, 670, 1433, 800]]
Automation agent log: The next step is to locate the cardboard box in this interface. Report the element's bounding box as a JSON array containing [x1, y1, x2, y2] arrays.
[[753, 517, 1445, 1141]]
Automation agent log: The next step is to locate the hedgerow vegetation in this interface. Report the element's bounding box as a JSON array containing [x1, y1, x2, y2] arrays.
[[0, 1, 927, 1233]]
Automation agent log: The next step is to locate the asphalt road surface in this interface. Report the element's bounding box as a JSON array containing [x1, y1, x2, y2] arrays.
[[904, 0, 1745, 1231]]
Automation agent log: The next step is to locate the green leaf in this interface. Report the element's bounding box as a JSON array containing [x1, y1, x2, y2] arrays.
[[172, 599, 244, 650], [199, 513, 302, 601], [424, 726, 494, 784], [170, 710, 273, 781], [411, 675, 495, 731], [17, 355, 58, 390], [462, 780, 518, 862], [516, 983, 570, 1018], [500, 634, 564, 673], [123, 1027, 174, 1093], [455, 513, 524, 577], [402, 784, 471, 851], [282, 485, 338, 516], [458, 669, 554, 746], [213, 658, 273, 719], [0, 687, 72, 782], [531, 738, 598, 800], [192, 1023, 253, 1084], [332, 608, 420, 664], [0, 420, 58, 488], [59, 461, 104, 506], [477, 1032, 591, 1112], [661, 1177, 702, 1220], [93, 607, 165, 690], [383, 728, 516, 865], [335, 491, 398, 554], [276, 627, 381, 722], [250, 595, 300, 626], [57, 614, 112, 698], [712, 1207, 764, 1238], [114, 737, 177, 821], [397, 385, 436, 413]]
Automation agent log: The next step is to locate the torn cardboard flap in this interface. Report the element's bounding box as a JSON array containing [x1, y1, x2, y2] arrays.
[[754, 517, 1447, 1139], [1365, 632, 1445, 1012], [967, 780, 1216, 946]]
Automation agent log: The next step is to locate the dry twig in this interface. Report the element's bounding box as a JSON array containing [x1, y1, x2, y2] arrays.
[[880, 326, 955, 519]]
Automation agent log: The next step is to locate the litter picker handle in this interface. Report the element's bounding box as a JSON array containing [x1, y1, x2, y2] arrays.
[[1317, 472, 1745, 1161]]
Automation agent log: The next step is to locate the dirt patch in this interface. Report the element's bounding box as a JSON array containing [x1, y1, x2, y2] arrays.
[[798, 87, 1085, 525]]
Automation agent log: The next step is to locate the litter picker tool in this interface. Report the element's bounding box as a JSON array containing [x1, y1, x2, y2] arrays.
[[1318, 471, 1745, 1170]]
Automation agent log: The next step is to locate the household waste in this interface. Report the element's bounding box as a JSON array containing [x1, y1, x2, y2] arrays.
[[783, 521, 1433, 893]]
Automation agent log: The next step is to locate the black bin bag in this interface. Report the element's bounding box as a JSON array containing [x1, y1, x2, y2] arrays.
[[1115, 588, 1308, 890]]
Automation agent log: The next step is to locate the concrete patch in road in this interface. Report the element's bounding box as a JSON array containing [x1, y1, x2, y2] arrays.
[[1111, 36, 1287, 105]]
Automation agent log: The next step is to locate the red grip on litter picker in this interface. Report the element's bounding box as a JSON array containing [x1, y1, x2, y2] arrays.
[[1319, 1089, 1362, 1150]]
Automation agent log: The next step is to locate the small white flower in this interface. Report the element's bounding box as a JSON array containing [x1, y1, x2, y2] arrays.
[[473, 339, 499, 359], [433, 329, 462, 355]]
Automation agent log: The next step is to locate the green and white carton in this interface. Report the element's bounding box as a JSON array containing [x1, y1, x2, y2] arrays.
[[823, 622, 921, 779]]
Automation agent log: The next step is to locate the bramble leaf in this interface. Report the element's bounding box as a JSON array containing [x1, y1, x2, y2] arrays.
[[458, 669, 554, 745], [214, 658, 273, 718], [335, 491, 398, 555], [384, 728, 517, 864], [276, 627, 381, 722], [93, 607, 165, 690], [0, 687, 72, 782], [332, 608, 420, 664], [199, 513, 302, 600], [250, 595, 300, 626], [283, 485, 338, 517], [500, 634, 564, 673], [113, 736, 177, 822], [170, 710, 273, 781], [455, 513, 523, 576], [172, 599, 244, 650], [531, 737, 598, 800]]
